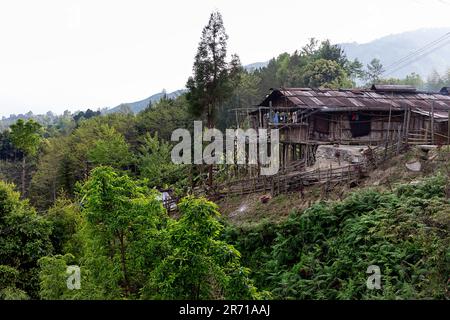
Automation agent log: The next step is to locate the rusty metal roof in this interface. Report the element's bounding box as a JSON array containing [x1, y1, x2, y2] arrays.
[[371, 84, 417, 92], [257, 87, 450, 120]]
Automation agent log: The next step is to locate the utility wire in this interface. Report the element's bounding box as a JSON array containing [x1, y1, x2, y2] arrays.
[[383, 38, 450, 77], [383, 36, 450, 74], [382, 32, 450, 72]]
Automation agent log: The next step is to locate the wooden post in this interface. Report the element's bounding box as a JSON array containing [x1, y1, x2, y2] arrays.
[[269, 101, 273, 126], [271, 176, 274, 195], [401, 102, 407, 144], [305, 144, 309, 166], [431, 101, 435, 145], [385, 102, 392, 160], [406, 106, 411, 145], [277, 173, 280, 195], [318, 161, 321, 181], [348, 163, 351, 183], [448, 109, 450, 145], [259, 107, 262, 128]]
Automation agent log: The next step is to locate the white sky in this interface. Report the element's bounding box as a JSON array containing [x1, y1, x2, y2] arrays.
[[1, 0, 450, 117]]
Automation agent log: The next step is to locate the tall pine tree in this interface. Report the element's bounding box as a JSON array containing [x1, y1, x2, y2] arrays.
[[186, 11, 241, 187], [186, 11, 240, 128]]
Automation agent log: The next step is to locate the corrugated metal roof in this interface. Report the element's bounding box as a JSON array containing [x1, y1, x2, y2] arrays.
[[257, 88, 450, 120], [371, 84, 417, 92]]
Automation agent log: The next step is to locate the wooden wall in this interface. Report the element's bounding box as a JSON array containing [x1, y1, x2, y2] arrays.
[[309, 112, 405, 145], [251, 109, 448, 145]]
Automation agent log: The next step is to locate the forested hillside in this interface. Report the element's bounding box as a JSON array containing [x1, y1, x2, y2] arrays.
[[0, 11, 449, 301]]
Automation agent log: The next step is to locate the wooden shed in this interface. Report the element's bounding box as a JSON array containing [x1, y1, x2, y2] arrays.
[[250, 85, 449, 144], [248, 85, 450, 167]]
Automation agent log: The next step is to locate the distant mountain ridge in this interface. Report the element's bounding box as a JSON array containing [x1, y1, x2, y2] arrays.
[[340, 27, 450, 79], [105, 61, 274, 115], [240, 27, 450, 80], [105, 89, 187, 114], [244, 62, 269, 72], [78, 27, 450, 117], [2, 27, 449, 123]]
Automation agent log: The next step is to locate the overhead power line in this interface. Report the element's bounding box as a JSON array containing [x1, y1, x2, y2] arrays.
[[382, 32, 450, 72], [382, 37, 450, 77]]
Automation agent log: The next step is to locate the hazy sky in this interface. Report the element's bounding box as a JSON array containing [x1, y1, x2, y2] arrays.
[[1, 0, 450, 117]]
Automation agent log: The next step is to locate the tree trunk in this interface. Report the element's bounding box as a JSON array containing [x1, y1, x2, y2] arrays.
[[208, 164, 213, 188], [207, 112, 214, 188], [52, 180, 57, 202], [21, 156, 26, 197], [119, 232, 130, 295]]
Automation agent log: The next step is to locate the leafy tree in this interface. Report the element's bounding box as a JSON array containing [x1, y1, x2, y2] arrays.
[[29, 136, 70, 209], [63, 121, 134, 193], [31, 114, 139, 205], [0, 131, 20, 161], [313, 39, 348, 68], [137, 133, 186, 188], [73, 109, 101, 123], [38, 253, 104, 300], [0, 180, 53, 298], [300, 59, 352, 88], [136, 95, 193, 142], [84, 113, 139, 145], [365, 58, 385, 84], [9, 119, 43, 196], [274, 53, 291, 86], [53, 110, 76, 136], [87, 126, 134, 170], [38, 254, 76, 300], [346, 58, 365, 83], [254, 58, 279, 96], [426, 68, 450, 91], [253, 38, 365, 93], [77, 167, 168, 298], [0, 265, 29, 300], [143, 196, 264, 300], [217, 71, 262, 130], [45, 198, 83, 256]]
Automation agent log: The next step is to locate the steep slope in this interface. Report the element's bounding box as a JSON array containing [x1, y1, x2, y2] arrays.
[[222, 147, 450, 299]]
